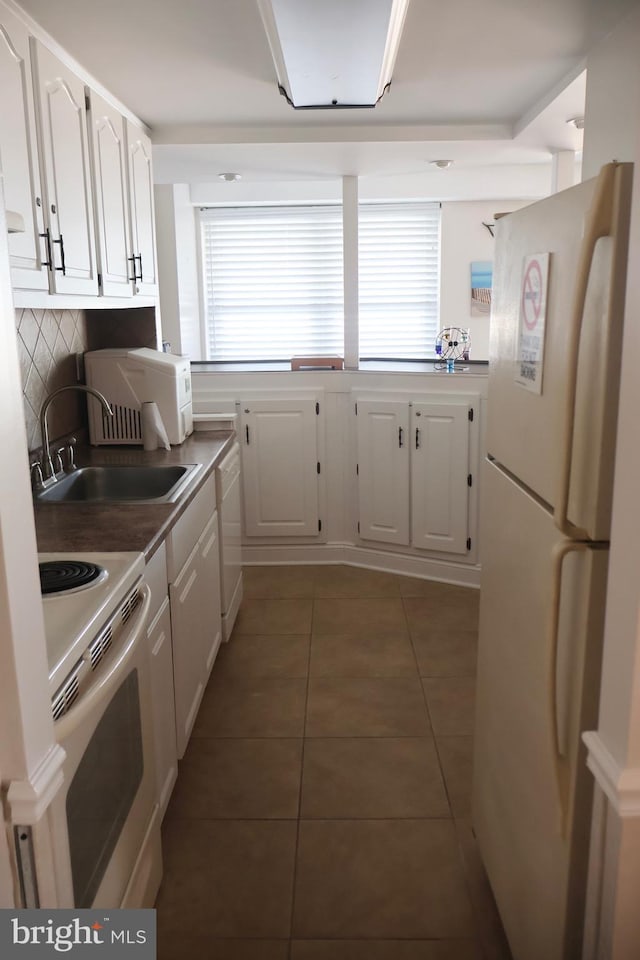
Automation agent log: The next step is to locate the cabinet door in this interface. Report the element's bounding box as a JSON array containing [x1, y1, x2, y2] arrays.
[[126, 121, 157, 295], [147, 597, 177, 819], [0, 11, 48, 289], [411, 401, 470, 555], [32, 40, 98, 294], [170, 541, 206, 758], [241, 397, 319, 537], [88, 91, 133, 298], [356, 399, 410, 545], [218, 449, 243, 630], [198, 512, 222, 677]]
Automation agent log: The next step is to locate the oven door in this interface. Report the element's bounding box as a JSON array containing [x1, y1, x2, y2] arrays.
[[49, 584, 160, 908]]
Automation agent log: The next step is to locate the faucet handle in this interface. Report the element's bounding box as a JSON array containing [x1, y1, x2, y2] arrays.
[[30, 461, 44, 490], [54, 448, 65, 475], [64, 437, 77, 472]]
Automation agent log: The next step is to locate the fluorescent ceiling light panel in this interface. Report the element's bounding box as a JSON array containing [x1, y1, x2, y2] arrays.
[[257, 0, 410, 108]]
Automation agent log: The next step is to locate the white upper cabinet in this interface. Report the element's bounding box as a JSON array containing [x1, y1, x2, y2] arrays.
[[241, 397, 320, 538], [0, 8, 48, 290], [0, 1, 159, 304], [411, 400, 471, 555], [356, 399, 410, 546], [126, 121, 157, 296], [88, 91, 132, 297], [31, 39, 98, 295]]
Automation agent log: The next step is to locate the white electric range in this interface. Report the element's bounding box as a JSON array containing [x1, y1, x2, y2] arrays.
[[38, 549, 162, 910], [39, 551, 145, 695]]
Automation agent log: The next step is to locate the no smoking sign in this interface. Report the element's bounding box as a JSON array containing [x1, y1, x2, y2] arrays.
[[516, 253, 550, 394], [522, 258, 544, 329]]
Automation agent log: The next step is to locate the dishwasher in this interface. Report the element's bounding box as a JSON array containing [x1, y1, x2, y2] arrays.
[[216, 442, 243, 640]]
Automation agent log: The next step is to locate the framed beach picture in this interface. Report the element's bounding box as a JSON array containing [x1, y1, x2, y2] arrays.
[[470, 261, 493, 316]]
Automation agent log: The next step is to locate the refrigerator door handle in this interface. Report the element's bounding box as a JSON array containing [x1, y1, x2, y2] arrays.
[[548, 540, 591, 837], [555, 162, 621, 538]]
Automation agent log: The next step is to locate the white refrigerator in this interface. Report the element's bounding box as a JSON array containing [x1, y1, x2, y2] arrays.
[[472, 162, 633, 960]]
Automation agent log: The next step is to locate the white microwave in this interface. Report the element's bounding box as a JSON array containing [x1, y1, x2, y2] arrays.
[[85, 348, 193, 445]]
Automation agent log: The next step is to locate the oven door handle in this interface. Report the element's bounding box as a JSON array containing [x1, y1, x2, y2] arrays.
[[54, 585, 151, 740]]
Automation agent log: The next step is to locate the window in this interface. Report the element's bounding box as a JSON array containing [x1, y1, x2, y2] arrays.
[[200, 205, 343, 361], [359, 201, 441, 359], [199, 200, 441, 363]]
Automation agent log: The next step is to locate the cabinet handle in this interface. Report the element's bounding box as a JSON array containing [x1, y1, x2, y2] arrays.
[[415, 427, 420, 449], [398, 426, 404, 448], [245, 425, 250, 444], [53, 234, 66, 275], [135, 253, 143, 280], [39, 229, 52, 269], [127, 255, 137, 281]]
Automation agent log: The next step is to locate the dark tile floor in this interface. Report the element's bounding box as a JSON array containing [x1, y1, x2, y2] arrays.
[[156, 565, 512, 960]]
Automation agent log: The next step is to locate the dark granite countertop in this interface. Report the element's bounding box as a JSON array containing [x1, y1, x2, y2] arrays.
[[34, 430, 235, 560]]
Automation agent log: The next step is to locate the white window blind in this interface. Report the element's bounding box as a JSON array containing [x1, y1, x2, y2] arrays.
[[200, 205, 344, 361], [358, 202, 441, 359]]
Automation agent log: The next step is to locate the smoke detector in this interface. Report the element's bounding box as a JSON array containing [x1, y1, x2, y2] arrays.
[[218, 172, 242, 182], [430, 159, 453, 169]]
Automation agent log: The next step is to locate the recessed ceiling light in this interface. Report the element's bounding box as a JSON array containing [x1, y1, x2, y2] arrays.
[[430, 159, 453, 169], [218, 172, 242, 182], [567, 116, 585, 130]]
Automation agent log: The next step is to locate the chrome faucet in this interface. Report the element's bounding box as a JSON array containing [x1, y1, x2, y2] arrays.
[[39, 385, 113, 481]]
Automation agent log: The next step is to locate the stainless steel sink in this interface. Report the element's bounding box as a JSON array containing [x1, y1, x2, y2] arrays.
[[35, 463, 202, 504]]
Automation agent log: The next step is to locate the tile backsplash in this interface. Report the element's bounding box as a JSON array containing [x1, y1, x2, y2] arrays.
[[15, 307, 88, 454]]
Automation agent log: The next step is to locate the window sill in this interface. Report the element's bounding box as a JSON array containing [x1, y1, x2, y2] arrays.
[[191, 359, 489, 375]]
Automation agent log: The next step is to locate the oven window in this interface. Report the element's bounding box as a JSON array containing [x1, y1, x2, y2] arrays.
[[66, 669, 143, 908]]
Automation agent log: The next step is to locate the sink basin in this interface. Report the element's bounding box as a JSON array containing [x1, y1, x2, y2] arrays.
[[35, 463, 202, 504]]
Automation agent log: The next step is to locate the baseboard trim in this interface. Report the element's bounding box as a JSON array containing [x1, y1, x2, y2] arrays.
[[240, 541, 481, 588]]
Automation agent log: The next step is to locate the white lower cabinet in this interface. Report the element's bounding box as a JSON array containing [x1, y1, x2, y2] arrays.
[[216, 443, 243, 640], [240, 396, 320, 537], [356, 400, 410, 546], [170, 540, 207, 758], [411, 400, 472, 555], [147, 597, 177, 818], [144, 542, 177, 819], [198, 512, 223, 674], [355, 394, 478, 559], [167, 473, 222, 758]]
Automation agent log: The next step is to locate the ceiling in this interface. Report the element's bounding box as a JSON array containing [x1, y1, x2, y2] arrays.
[[16, 0, 638, 185]]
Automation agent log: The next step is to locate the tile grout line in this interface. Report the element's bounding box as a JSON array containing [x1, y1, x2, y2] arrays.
[[403, 596, 492, 959], [287, 587, 315, 958], [402, 595, 458, 822]]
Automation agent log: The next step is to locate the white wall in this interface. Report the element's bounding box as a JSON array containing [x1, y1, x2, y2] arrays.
[[154, 183, 202, 358], [580, 5, 640, 957], [0, 166, 63, 907], [582, 6, 640, 180], [440, 199, 531, 359]]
